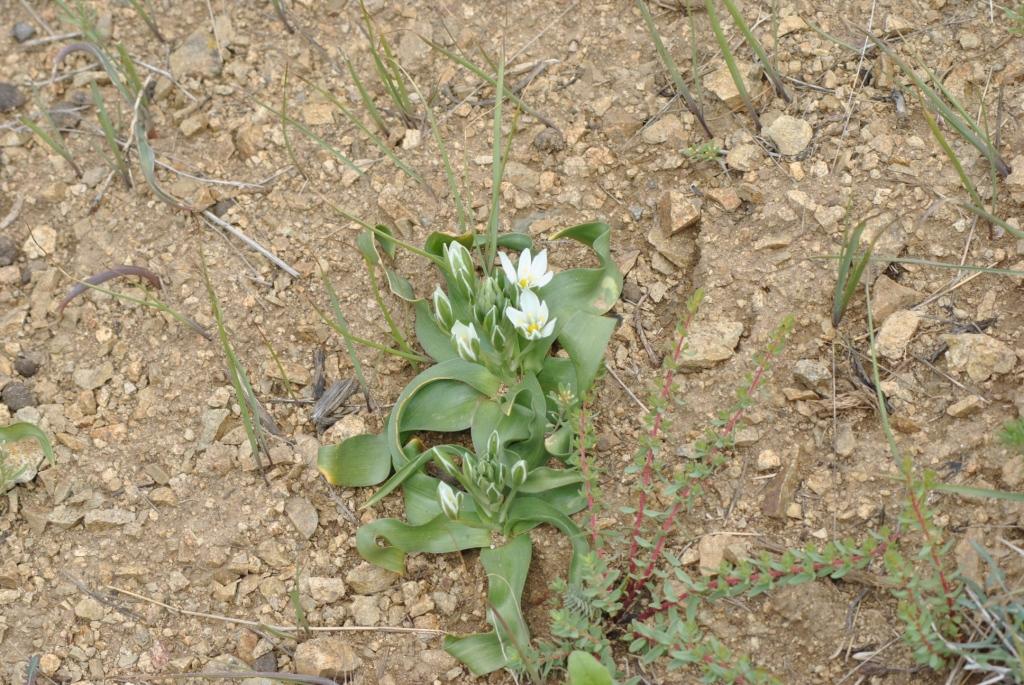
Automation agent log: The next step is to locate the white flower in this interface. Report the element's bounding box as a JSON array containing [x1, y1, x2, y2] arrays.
[[451, 320, 479, 361], [505, 289, 556, 340], [499, 248, 553, 290]]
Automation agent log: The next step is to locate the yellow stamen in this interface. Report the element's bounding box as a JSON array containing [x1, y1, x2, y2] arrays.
[[527, 323, 540, 334], [519, 278, 529, 288]]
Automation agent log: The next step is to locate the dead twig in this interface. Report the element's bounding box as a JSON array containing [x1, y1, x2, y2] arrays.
[[105, 584, 447, 636], [202, 210, 300, 278], [0, 196, 24, 230], [64, 572, 145, 621]]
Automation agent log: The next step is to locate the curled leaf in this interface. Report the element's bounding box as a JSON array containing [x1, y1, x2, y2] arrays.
[[0, 422, 54, 465], [58, 265, 163, 313]]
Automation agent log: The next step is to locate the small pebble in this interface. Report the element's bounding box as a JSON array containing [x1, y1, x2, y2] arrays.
[[0, 83, 25, 112], [0, 235, 18, 267], [11, 21, 36, 43], [14, 355, 39, 378], [532, 127, 565, 153], [1, 382, 36, 412]]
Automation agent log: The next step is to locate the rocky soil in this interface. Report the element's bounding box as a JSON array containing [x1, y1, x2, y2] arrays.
[[1, 0, 1023, 683]]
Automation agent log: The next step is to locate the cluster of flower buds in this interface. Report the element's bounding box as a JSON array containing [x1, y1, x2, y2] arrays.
[[433, 432, 529, 525]]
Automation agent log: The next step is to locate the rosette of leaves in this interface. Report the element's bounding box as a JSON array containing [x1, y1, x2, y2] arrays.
[[317, 221, 621, 675]]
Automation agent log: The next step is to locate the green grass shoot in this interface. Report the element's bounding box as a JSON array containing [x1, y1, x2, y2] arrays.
[[485, 52, 505, 273], [20, 113, 82, 177], [719, 0, 791, 102], [705, 0, 760, 129], [865, 31, 1009, 177], [90, 82, 131, 186], [636, 0, 714, 138], [201, 252, 271, 475], [832, 217, 880, 327]]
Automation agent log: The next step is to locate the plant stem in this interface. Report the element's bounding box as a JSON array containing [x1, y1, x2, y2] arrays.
[[624, 307, 697, 578], [577, 402, 601, 549]]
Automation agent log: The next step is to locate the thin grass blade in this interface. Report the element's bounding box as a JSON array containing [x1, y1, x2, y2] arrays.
[[636, 0, 713, 138]]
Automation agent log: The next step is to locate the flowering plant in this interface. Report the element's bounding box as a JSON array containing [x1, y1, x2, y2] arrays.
[[317, 222, 621, 675]]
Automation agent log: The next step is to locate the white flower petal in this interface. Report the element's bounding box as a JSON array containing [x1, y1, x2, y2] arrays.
[[531, 250, 548, 281], [519, 289, 541, 312], [498, 252, 517, 284], [517, 248, 532, 286], [540, 319, 556, 338], [505, 305, 528, 329], [535, 271, 553, 288]]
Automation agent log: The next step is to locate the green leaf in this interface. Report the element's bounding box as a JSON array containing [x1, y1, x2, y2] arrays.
[[355, 229, 380, 266], [384, 269, 416, 301], [317, 433, 390, 487], [366, 359, 501, 507], [415, 300, 458, 362], [519, 467, 583, 494], [567, 651, 615, 685], [505, 373, 548, 468], [356, 513, 492, 574], [507, 496, 588, 583], [445, 535, 533, 675], [0, 422, 54, 464], [558, 310, 616, 396], [544, 221, 622, 317], [400, 380, 484, 432], [443, 632, 507, 676]]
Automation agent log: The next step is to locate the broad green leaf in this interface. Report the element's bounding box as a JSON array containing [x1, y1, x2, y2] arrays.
[[567, 651, 615, 685], [519, 467, 583, 494], [558, 310, 616, 397], [504, 373, 548, 468], [384, 268, 416, 301], [444, 535, 533, 675], [415, 300, 458, 362], [356, 512, 492, 574], [0, 422, 54, 464], [545, 423, 574, 458], [402, 470, 445, 525], [495, 232, 533, 252], [470, 400, 504, 456], [443, 632, 506, 676], [400, 380, 484, 432], [424, 231, 475, 259], [538, 356, 578, 397], [544, 222, 622, 317], [317, 433, 390, 487]]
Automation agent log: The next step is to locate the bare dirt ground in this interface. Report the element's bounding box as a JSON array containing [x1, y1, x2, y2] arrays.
[[1, 0, 1023, 683]]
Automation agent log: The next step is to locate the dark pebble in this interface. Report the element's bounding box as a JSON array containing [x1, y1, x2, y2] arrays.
[[532, 127, 565, 153], [252, 652, 277, 672], [20, 259, 46, 285], [0, 83, 25, 113], [11, 22, 36, 43], [2, 382, 36, 412], [0, 235, 18, 267], [621, 281, 642, 303], [48, 101, 83, 129], [14, 355, 39, 378]]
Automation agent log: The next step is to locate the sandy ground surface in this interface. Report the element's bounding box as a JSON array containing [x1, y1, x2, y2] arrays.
[[1, 0, 1024, 683]]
